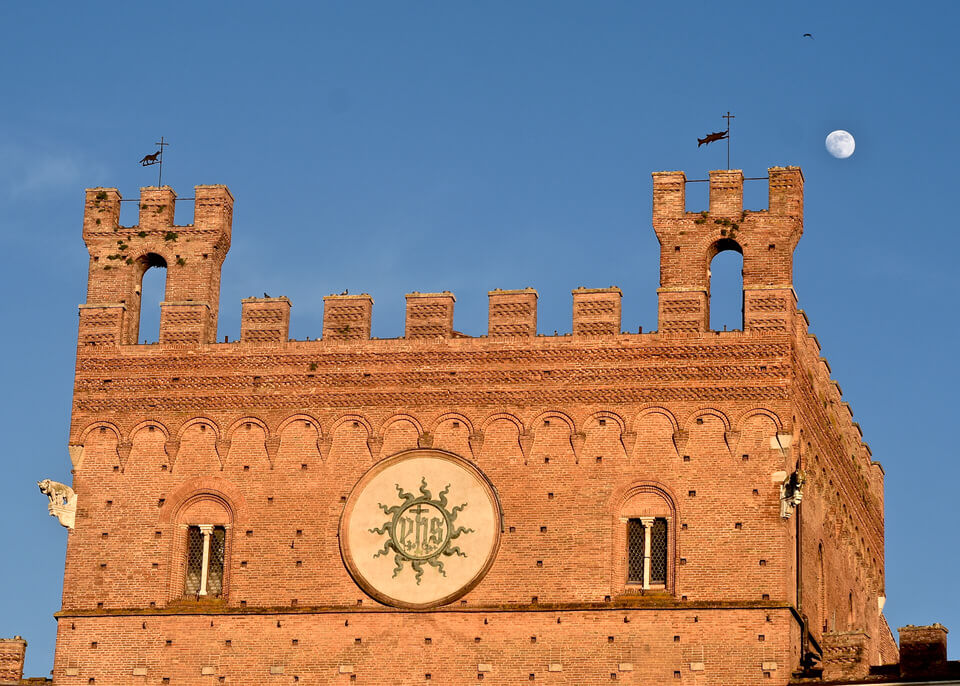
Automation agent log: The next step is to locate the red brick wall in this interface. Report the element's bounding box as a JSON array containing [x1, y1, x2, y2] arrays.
[[55, 172, 887, 684], [54, 610, 797, 684]]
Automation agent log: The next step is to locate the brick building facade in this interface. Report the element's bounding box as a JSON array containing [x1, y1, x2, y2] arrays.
[[49, 167, 895, 684]]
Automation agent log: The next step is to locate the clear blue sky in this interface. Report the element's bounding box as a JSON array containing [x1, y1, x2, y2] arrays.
[[2, 1, 957, 676]]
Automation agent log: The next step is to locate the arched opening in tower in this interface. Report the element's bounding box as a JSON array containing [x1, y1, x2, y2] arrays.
[[137, 254, 168, 343], [709, 240, 743, 332]]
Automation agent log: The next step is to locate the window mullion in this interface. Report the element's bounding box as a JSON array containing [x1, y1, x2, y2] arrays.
[[639, 516, 655, 590], [198, 524, 213, 596]]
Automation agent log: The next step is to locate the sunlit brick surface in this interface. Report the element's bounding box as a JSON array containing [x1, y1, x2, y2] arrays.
[[55, 169, 889, 684]]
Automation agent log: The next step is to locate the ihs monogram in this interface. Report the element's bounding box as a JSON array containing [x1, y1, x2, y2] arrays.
[[369, 478, 474, 584]]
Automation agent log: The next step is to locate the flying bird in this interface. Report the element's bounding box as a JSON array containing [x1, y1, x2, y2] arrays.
[[803, 33, 813, 39], [697, 130, 729, 148]]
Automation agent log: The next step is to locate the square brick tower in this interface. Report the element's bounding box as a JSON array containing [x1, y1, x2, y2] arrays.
[[50, 169, 890, 684]]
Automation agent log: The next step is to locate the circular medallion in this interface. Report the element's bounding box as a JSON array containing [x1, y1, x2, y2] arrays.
[[339, 449, 501, 609]]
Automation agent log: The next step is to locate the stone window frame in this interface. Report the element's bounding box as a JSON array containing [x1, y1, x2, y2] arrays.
[[610, 483, 678, 596], [168, 492, 235, 604]]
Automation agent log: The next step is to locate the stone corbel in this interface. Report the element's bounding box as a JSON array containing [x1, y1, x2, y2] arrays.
[[67, 444, 84, 470], [468, 431, 484, 460], [417, 432, 434, 449], [770, 432, 793, 457]]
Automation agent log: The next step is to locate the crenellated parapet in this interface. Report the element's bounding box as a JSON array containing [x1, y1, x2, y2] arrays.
[[77, 173, 812, 348]]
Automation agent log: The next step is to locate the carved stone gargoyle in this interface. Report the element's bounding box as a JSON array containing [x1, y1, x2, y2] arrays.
[[38, 479, 77, 529], [779, 469, 805, 519]]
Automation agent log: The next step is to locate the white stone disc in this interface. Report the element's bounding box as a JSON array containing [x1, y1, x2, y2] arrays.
[[339, 449, 501, 609]]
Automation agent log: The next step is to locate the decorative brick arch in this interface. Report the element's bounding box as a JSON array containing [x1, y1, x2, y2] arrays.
[[584, 410, 626, 434], [159, 476, 247, 525], [122, 420, 172, 472], [629, 406, 679, 435], [426, 412, 476, 456], [530, 410, 581, 463], [375, 414, 423, 459], [276, 413, 323, 461], [222, 416, 270, 467], [224, 416, 268, 443], [329, 414, 376, 462], [276, 413, 323, 436], [479, 412, 524, 435], [530, 410, 576, 434], [735, 407, 784, 433], [171, 417, 223, 471], [630, 406, 681, 458], [684, 407, 732, 432], [73, 421, 123, 471], [175, 417, 222, 443], [78, 420, 122, 446], [730, 408, 785, 459], [379, 413, 424, 438], [129, 419, 170, 441], [330, 414, 373, 439], [428, 412, 475, 436], [685, 407, 735, 456], [478, 412, 525, 463]]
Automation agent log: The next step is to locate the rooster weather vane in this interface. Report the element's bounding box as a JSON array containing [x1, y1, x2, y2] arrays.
[[698, 112, 735, 169], [369, 478, 474, 585], [139, 136, 169, 186]]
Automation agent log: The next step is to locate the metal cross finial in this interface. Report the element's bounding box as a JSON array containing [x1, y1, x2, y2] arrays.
[[155, 136, 169, 187], [722, 112, 735, 169]]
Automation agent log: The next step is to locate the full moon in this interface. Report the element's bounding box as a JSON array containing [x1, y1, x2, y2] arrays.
[[825, 130, 855, 159]]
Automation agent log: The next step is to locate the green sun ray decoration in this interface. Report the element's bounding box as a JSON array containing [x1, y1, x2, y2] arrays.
[[369, 478, 474, 584]]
